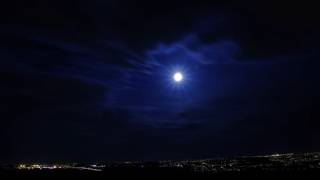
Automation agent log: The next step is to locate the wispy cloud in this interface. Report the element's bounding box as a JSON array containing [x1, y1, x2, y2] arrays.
[[145, 34, 240, 66]]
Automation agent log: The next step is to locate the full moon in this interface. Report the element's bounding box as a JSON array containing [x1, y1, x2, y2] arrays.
[[173, 72, 183, 82]]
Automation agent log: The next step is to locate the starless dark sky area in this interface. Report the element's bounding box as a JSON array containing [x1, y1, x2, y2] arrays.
[[1, 1, 320, 163]]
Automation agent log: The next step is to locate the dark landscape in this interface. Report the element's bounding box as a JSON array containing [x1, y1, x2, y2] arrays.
[[2, 152, 320, 177]]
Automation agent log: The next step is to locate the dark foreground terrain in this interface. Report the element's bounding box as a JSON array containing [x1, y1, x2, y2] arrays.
[[2, 152, 320, 178]]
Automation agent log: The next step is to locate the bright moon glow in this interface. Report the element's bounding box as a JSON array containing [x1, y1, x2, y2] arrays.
[[173, 72, 183, 82]]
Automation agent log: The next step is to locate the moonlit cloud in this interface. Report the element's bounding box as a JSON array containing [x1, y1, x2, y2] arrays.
[[145, 35, 240, 66]]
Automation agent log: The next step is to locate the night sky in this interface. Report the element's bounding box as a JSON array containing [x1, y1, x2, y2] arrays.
[[1, 1, 320, 163]]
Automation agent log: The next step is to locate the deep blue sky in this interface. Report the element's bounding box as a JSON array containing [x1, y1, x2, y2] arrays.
[[1, 1, 320, 162]]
